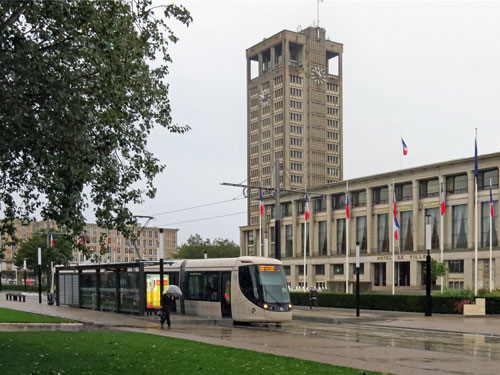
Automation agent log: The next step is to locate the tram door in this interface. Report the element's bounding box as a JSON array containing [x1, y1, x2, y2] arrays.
[[221, 271, 232, 318]]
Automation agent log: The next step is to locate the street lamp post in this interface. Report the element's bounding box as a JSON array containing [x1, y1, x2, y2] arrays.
[[425, 215, 432, 317], [37, 247, 42, 304], [23, 259, 27, 292], [355, 242, 360, 317]]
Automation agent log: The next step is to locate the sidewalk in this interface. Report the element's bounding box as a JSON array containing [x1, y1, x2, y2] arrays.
[[2, 292, 500, 337], [292, 305, 500, 336]]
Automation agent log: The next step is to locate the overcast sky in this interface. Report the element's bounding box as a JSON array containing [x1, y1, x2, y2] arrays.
[[128, 0, 500, 245]]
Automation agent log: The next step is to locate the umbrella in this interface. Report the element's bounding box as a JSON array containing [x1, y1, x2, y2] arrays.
[[166, 285, 182, 297]]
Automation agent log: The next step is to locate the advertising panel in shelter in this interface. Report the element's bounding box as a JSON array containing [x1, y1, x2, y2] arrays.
[[146, 274, 169, 309]]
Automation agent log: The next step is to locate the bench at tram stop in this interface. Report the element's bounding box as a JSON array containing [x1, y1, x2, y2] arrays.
[[463, 298, 486, 316], [5, 292, 26, 302]]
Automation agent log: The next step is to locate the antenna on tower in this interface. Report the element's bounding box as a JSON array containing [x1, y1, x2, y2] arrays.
[[316, 0, 322, 27]]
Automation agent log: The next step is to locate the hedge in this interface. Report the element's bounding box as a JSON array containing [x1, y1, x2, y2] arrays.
[[291, 292, 500, 314], [0, 284, 47, 292]]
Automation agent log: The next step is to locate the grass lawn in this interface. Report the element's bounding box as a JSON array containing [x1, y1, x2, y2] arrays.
[[0, 307, 75, 323], [0, 331, 382, 375]]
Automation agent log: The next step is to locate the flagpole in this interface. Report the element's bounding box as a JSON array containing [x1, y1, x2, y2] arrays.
[[440, 182, 444, 293], [475, 128, 478, 296], [303, 192, 308, 291], [259, 209, 262, 257], [490, 178, 493, 293], [346, 181, 349, 294], [392, 180, 395, 295], [303, 219, 307, 291]]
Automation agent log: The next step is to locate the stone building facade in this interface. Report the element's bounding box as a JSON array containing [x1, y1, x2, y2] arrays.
[[246, 27, 343, 226], [0, 221, 178, 278], [240, 153, 500, 292]]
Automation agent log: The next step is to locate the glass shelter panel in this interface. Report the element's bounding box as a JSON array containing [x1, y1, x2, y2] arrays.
[[100, 271, 116, 311], [121, 272, 140, 313], [80, 273, 97, 309]]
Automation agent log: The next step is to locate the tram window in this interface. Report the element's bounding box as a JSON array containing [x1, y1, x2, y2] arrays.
[[238, 266, 260, 305], [186, 272, 220, 301]]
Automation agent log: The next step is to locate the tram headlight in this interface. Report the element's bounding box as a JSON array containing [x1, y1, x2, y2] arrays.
[[288, 304, 292, 310], [263, 303, 269, 310]]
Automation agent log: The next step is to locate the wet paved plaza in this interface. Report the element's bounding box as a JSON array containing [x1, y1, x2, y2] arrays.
[[2, 294, 500, 374]]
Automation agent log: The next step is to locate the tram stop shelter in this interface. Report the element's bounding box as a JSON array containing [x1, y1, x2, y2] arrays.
[[55, 261, 176, 315]]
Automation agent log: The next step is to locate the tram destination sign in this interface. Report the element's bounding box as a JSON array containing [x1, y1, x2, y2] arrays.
[[259, 265, 280, 272]]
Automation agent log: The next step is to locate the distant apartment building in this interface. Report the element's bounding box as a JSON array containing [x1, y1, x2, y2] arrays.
[[0, 221, 178, 276], [246, 26, 343, 229]]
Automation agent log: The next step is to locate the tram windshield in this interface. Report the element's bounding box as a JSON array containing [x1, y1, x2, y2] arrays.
[[258, 265, 290, 304], [239, 264, 290, 305]]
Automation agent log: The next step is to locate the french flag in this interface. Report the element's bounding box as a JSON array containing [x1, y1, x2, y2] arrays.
[[259, 189, 264, 216], [304, 193, 310, 222], [394, 218, 400, 240], [345, 191, 350, 219], [393, 189, 399, 240], [490, 184, 495, 218], [50, 234, 54, 247], [401, 138, 408, 156], [440, 182, 446, 216]]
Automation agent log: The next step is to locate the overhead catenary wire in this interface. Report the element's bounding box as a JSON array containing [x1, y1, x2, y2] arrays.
[[146, 195, 245, 217], [158, 211, 246, 226]]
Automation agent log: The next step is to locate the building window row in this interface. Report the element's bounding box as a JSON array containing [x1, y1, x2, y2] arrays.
[[291, 175, 303, 184], [326, 95, 339, 104], [327, 119, 339, 128], [327, 83, 339, 92], [290, 137, 303, 147], [290, 75, 303, 85], [290, 100, 302, 110], [290, 112, 303, 122], [290, 87, 302, 97]]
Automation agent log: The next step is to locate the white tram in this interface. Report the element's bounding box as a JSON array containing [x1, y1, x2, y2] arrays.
[[146, 256, 292, 323]]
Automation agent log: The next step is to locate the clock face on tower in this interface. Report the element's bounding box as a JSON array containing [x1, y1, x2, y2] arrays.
[[259, 90, 270, 106], [311, 65, 327, 85]]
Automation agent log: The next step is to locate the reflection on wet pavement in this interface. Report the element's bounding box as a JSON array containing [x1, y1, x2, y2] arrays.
[[161, 320, 500, 360]]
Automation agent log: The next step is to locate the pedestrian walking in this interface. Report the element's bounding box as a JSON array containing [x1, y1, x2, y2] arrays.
[[160, 291, 175, 328], [309, 287, 318, 310]]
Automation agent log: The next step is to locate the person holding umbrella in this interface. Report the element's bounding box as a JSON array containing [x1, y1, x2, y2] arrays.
[[161, 285, 182, 329]]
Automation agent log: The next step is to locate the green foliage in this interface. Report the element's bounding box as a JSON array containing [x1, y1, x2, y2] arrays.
[[13, 230, 82, 271], [437, 288, 475, 299], [0, 331, 382, 375], [0, 307, 74, 323], [0, 284, 45, 292], [431, 258, 446, 279], [422, 258, 446, 282], [174, 234, 240, 259], [0, 0, 192, 252], [290, 292, 500, 314]]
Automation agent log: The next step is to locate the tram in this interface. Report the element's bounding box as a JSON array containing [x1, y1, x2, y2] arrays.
[[145, 256, 292, 323]]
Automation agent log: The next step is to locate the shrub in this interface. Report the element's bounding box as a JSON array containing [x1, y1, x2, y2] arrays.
[[1, 284, 46, 292], [290, 292, 500, 314]]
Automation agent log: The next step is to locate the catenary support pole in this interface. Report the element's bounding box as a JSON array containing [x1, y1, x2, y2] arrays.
[[425, 215, 432, 317], [356, 242, 360, 317], [274, 159, 281, 260]]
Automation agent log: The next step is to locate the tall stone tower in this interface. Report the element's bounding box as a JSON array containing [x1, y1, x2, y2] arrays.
[[246, 27, 343, 227]]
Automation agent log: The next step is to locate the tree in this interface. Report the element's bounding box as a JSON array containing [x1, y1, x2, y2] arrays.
[[423, 258, 446, 283], [175, 234, 240, 259], [0, 0, 192, 254], [13, 230, 83, 272], [431, 258, 446, 281]]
